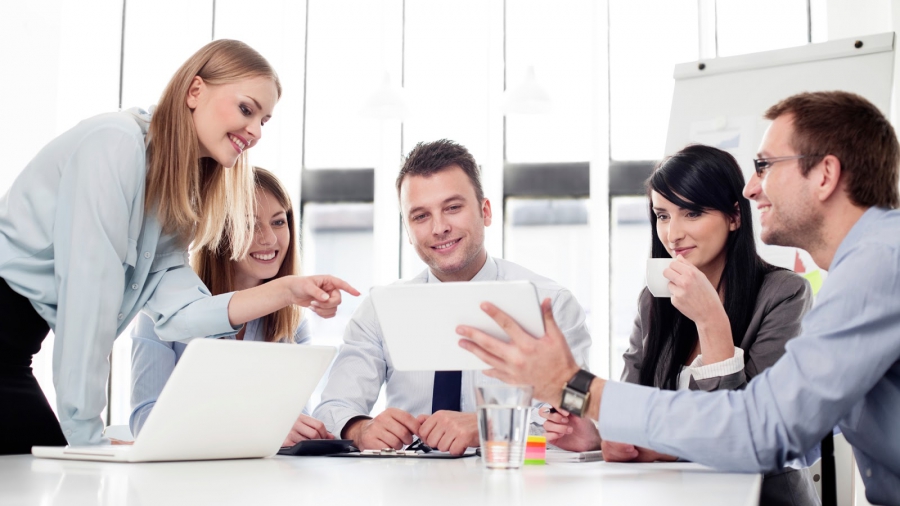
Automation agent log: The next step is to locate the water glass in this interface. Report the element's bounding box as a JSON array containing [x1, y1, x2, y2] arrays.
[[475, 384, 533, 469]]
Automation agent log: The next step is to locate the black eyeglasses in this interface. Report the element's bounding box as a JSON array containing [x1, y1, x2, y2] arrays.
[[752, 154, 822, 177]]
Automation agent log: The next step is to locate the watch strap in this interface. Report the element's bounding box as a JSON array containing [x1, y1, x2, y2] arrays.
[[566, 369, 596, 394]]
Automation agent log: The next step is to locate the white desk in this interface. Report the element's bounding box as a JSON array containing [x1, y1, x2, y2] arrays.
[[1, 454, 761, 506]]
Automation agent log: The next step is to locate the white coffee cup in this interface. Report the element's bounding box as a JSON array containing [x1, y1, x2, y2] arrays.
[[646, 258, 674, 297]]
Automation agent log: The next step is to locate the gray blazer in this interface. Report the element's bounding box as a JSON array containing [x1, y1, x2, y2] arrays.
[[620, 269, 820, 506], [622, 269, 812, 391]]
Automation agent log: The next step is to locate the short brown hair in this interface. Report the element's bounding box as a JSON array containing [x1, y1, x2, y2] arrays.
[[396, 139, 485, 202], [765, 91, 899, 209]]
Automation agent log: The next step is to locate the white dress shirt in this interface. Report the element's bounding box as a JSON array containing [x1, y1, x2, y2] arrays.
[[313, 256, 592, 437]]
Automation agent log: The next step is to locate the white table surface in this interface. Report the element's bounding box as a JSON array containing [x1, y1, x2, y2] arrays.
[[1, 454, 761, 506]]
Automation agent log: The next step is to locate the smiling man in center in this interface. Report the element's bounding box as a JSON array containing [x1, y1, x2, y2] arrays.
[[313, 139, 591, 455]]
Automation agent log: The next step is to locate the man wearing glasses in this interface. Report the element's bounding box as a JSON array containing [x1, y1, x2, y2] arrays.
[[314, 139, 591, 455], [458, 91, 900, 506]]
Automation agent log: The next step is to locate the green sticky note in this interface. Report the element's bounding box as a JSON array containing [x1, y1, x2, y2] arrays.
[[802, 270, 823, 295]]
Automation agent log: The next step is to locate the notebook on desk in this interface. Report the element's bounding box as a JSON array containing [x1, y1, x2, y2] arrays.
[[32, 339, 336, 463]]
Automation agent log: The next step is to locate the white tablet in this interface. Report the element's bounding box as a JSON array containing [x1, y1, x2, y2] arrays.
[[370, 280, 544, 371]]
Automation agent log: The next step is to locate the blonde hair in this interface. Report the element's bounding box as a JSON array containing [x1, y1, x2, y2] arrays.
[[192, 167, 301, 343], [146, 39, 282, 259]]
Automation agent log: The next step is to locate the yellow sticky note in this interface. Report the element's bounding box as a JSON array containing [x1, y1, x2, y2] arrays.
[[802, 270, 823, 295]]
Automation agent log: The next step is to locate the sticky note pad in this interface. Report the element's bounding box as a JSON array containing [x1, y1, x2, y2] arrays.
[[524, 435, 546, 465], [802, 270, 823, 295]]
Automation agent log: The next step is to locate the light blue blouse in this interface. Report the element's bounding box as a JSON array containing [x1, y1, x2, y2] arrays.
[[0, 109, 238, 446], [129, 313, 312, 437]]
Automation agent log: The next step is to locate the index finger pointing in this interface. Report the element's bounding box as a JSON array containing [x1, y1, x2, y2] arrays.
[[324, 276, 361, 297]]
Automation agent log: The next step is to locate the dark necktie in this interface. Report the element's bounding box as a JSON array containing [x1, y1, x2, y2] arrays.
[[431, 371, 462, 413]]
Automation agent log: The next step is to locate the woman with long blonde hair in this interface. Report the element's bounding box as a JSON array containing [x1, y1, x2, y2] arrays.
[[0, 40, 356, 454], [131, 168, 333, 446]]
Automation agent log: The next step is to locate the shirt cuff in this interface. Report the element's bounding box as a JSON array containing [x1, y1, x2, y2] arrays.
[[333, 413, 371, 439], [59, 416, 107, 447], [689, 347, 745, 381], [152, 292, 240, 342], [598, 381, 653, 447]]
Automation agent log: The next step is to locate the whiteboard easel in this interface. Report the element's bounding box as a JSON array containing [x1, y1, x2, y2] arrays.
[[665, 32, 895, 270]]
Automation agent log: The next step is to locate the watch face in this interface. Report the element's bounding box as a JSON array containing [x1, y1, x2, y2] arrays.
[[562, 389, 584, 409]]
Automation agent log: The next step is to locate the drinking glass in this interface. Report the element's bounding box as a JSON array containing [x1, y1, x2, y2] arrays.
[[475, 384, 533, 469]]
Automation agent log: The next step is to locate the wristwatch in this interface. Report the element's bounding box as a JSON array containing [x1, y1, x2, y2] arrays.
[[559, 369, 596, 417]]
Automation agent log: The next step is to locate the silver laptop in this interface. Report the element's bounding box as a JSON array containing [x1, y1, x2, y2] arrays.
[[370, 280, 544, 371], [32, 339, 335, 462]]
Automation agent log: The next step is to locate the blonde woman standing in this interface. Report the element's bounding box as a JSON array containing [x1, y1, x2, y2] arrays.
[[0, 40, 356, 454]]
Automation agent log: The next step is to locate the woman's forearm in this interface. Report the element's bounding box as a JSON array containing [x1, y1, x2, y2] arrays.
[[695, 306, 735, 364], [227, 277, 291, 326]]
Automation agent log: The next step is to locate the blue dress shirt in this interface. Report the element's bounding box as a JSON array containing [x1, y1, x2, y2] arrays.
[[129, 312, 312, 437], [313, 256, 592, 438], [0, 109, 238, 446], [599, 207, 900, 506]]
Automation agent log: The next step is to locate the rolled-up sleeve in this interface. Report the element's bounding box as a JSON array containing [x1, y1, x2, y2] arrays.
[[142, 265, 239, 342]]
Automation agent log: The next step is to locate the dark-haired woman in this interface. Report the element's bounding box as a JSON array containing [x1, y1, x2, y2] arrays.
[[543, 144, 818, 506]]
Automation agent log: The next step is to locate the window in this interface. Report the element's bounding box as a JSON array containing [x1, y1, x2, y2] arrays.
[[403, 0, 493, 161], [120, 0, 212, 110], [503, 1, 598, 367], [609, 0, 698, 161], [303, 0, 401, 170], [215, 0, 307, 184], [504, 199, 593, 353], [300, 202, 377, 409], [609, 196, 651, 380], [715, 0, 809, 57], [505, 0, 593, 163]]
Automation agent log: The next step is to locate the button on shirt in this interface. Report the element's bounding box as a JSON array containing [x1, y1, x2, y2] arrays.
[[599, 207, 900, 506], [0, 109, 238, 446], [313, 256, 592, 437], [129, 313, 312, 437]]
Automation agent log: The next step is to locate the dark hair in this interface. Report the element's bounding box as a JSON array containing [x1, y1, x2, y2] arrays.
[[641, 145, 779, 390], [765, 91, 899, 209], [396, 139, 485, 202]]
